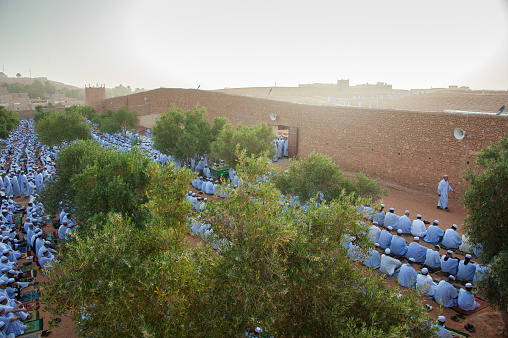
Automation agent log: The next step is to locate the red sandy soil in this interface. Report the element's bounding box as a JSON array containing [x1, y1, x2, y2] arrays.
[[14, 159, 504, 337]]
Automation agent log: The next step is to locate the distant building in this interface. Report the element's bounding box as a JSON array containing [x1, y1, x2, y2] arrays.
[[0, 72, 7, 78], [85, 84, 106, 106]]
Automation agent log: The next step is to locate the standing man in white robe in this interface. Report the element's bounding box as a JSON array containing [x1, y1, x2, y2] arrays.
[[437, 174, 454, 212]]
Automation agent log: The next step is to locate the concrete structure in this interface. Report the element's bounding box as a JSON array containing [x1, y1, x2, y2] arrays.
[[87, 88, 508, 195], [85, 85, 106, 107]]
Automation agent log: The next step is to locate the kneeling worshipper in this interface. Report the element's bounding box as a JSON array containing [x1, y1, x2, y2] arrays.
[[416, 268, 437, 297], [368, 222, 381, 243], [405, 237, 427, 263], [379, 248, 401, 277], [441, 224, 462, 249], [397, 261, 417, 289], [435, 316, 458, 338], [441, 250, 459, 275], [39, 249, 55, 271], [0, 296, 30, 321], [459, 234, 474, 254], [377, 226, 393, 249], [457, 254, 476, 282], [458, 283, 478, 311], [373, 204, 385, 227], [424, 245, 442, 271], [384, 208, 400, 229], [411, 214, 427, 238], [396, 210, 412, 233], [424, 220, 444, 243], [389, 229, 408, 256], [434, 276, 459, 307], [363, 244, 381, 269], [0, 305, 26, 337]]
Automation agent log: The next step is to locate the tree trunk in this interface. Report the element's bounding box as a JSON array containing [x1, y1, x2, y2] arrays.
[[502, 309, 508, 337]]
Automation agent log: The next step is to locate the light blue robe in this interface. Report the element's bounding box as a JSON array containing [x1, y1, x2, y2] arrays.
[[458, 289, 478, 311], [441, 256, 459, 275], [437, 179, 453, 208], [442, 229, 462, 249], [368, 225, 381, 243], [389, 236, 407, 256], [397, 264, 417, 289], [405, 242, 427, 262], [396, 215, 411, 233], [373, 211, 385, 226], [457, 261, 476, 281], [363, 249, 381, 269], [434, 281, 458, 307], [424, 249, 441, 269], [384, 212, 400, 229], [424, 225, 444, 243], [377, 230, 393, 249]]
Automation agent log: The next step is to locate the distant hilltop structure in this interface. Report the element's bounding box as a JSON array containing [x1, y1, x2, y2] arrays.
[[85, 84, 106, 107], [298, 79, 393, 95]]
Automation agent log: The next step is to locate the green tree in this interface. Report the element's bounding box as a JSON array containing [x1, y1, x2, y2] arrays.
[[152, 105, 228, 163], [462, 134, 508, 334], [210, 122, 275, 167], [16, 73, 21, 78], [97, 106, 139, 136], [271, 151, 385, 204], [34, 110, 91, 146], [0, 106, 20, 139], [192, 151, 434, 337], [27, 79, 45, 99], [40, 140, 151, 227], [65, 105, 97, 121]]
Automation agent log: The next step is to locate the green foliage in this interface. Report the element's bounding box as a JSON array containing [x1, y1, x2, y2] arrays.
[[39, 213, 211, 337], [152, 105, 228, 162], [16, 73, 21, 78], [40, 140, 151, 227], [34, 110, 91, 146], [272, 152, 385, 204], [210, 122, 276, 167], [1, 80, 82, 99], [192, 151, 433, 337], [96, 106, 139, 135], [0, 106, 20, 139], [64, 105, 97, 121], [462, 135, 508, 314], [62, 87, 85, 100], [107, 84, 132, 98]]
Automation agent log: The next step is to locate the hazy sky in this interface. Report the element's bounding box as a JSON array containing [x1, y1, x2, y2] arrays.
[[1, 0, 508, 90]]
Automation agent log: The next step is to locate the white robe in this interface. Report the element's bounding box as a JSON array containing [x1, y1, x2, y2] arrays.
[[416, 274, 437, 296], [434, 281, 458, 307], [458, 289, 478, 311], [442, 229, 462, 249], [379, 254, 401, 276], [437, 179, 453, 208]]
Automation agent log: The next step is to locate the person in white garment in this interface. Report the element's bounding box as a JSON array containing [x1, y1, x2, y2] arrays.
[[437, 174, 454, 212], [434, 276, 459, 307], [379, 248, 401, 276], [416, 268, 437, 296], [458, 283, 478, 312]]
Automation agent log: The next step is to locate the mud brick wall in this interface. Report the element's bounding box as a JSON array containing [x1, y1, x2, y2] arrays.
[[95, 88, 508, 194]]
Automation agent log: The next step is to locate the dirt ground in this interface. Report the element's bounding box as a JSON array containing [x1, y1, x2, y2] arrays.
[[15, 159, 504, 337]]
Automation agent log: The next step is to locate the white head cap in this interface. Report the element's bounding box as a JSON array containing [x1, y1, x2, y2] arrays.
[[389, 207, 394, 211], [405, 210, 410, 214], [434, 220, 439, 224], [397, 229, 402, 234], [438, 316, 446, 323], [387, 226, 393, 231], [417, 214, 422, 218], [409, 257, 416, 262], [465, 283, 472, 288], [452, 224, 458, 229], [447, 250, 453, 254], [421, 268, 428, 274], [372, 221, 378, 225], [465, 254, 472, 259], [385, 248, 391, 254], [414, 237, 419, 241], [380, 204, 385, 207]]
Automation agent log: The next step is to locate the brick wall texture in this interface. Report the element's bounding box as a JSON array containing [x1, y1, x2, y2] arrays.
[[94, 88, 508, 195]]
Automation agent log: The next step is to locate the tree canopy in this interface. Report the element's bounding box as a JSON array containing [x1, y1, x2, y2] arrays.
[[151, 105, 228, 162], [462, 134, 508, 332], [0, 106, 20, 139], [34, 110, 91, 146], [210, 122, 276, 167], [96, 106, 139, 135], [271, 151, 385, 204]]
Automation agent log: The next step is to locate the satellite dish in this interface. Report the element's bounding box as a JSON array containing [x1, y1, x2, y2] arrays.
[[496, 105, 505, 115], [270, 113, 277, 121], [454, 128, 466, 140]]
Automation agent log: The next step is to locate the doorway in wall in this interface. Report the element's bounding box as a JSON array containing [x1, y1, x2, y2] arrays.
[[273, 125, 298, 158]]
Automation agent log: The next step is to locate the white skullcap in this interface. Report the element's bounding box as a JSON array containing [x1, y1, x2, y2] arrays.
[[465, 283, 472, 288], [0, 257, 7, 262], [380, 204, 385, 207], [188, 191, 192, 194], [387, 226, 393, 231], [372, 221, 378, 225], [434, 220, 439, 224], [405, 210, 410, 214], [452, 224, 458, 229], [389, 207, 394, 211], [447, 250, 453, 254], [192, 193, 196, 196], [397, 229, 402, 234], [443, 174, 448, 177], [0, 296, 5, 302], [0, 267, 8, 272], [417, 214, 422, 218], [0, 322, 4, 328], [409, 257, 416, 262], [7, 278, 14, 283], [255, 327, 263, 333], [45, 241, 51, 245], [421, 268, 428, 274], [375, 242, 380, 247], [0, 280, 5, 285], [385, 248, 391, 254], [449, 275, 456, 281], [438, 316, 446, 322], [204, 198, 207, 201], [414, 237, 419, 241], [465, 254, 472, 259]]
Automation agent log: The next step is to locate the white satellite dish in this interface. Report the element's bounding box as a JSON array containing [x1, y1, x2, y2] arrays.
[[454, 128, 466, 140], [270, 113, 277, 121]]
